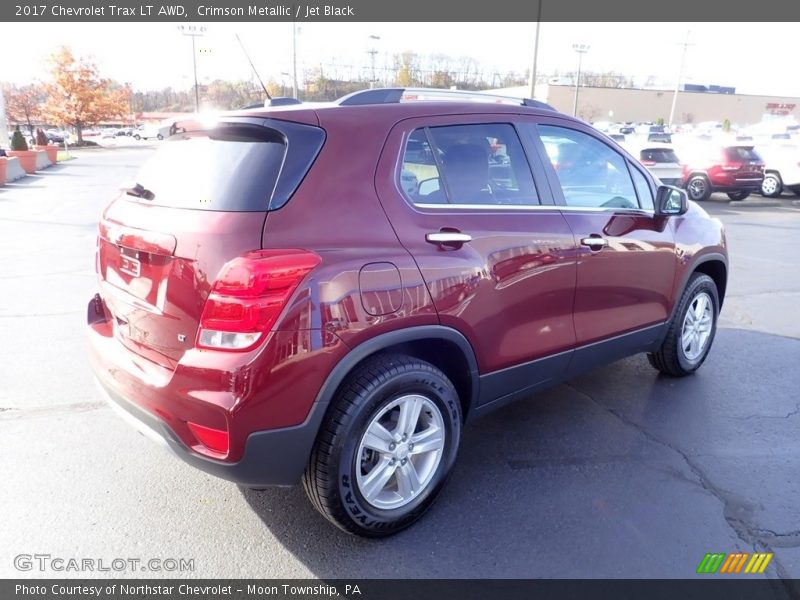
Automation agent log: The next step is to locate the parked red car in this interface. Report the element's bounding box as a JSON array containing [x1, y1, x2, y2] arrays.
[[682, 143, 765, 201], [88, 88, 728, 537]]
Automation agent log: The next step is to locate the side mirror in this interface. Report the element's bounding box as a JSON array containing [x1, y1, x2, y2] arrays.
[[655, 185, 688, 216]]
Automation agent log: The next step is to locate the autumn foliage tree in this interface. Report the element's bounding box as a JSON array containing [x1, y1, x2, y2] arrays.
[[42, 47, 129, 143], [4, 85, 45, 137]]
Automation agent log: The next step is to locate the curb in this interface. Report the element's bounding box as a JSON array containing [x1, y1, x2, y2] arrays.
[[728, 199, 783, 208]]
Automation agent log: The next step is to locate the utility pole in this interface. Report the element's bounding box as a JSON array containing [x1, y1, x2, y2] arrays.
[[572, 44, 590, 117], [669, 30, 693, 128], [367, 35, 381, 88], [528, 0, 543, 99], [178, 25, 206, 112]]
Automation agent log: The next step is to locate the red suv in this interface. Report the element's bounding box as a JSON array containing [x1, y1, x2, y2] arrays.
[[88, 88, 728, 537], [682, 143, 765, 201]]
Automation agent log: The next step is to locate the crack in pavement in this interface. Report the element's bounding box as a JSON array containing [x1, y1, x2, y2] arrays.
[[0, 310, 82, 318], [753, 528, 800, 548], [733, 402, 800, 421], [0, 401, 106, 420], [563, 382, 800, 588]]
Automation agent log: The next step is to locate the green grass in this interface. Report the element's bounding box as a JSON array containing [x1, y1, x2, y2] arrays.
[[56, 151, 75, 162]]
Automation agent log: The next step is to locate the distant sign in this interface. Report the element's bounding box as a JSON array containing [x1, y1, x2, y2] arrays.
[[765, 103, 796, 115]]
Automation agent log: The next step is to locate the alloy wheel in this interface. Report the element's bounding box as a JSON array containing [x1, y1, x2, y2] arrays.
[[355, 394, 445, 510], [681, 292, 714, 361]]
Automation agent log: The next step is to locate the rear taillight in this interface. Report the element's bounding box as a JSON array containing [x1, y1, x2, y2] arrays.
[[721, 162, 742, 171], [197, 249, 321, 351]]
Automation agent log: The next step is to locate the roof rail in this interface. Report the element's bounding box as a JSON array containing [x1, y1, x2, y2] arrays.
[[242, 97, 304, 110], [337, 87, 555, 111]]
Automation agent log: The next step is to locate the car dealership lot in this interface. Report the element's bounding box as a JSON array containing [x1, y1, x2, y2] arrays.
[[0, 148, 798, 580]]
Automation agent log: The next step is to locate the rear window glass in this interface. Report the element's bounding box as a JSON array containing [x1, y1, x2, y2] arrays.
[[725, 146, 761, 161], [130, 121, 324, 211], [641, 148, 679, 163]]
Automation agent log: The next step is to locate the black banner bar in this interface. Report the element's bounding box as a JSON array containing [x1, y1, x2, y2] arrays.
[[3, 579, 800, 600], [3, 0, 800, 22]]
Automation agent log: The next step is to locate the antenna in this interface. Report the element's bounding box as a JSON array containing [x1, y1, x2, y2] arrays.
[[235, 33, 272, 100]]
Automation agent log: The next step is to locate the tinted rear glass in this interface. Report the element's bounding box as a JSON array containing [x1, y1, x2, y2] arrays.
[[641, 148, 679, 163], [130, 121, 324, 211], [725, 146, 761, 161]]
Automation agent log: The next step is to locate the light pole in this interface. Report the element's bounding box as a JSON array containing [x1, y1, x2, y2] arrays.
[[668, 30, 693, 129], [528, 0, 543, 100], [292, 23, 299, 99], [572, 43, 589, 117], [178, 25, 206, 112], [367, 35, 381, 87]]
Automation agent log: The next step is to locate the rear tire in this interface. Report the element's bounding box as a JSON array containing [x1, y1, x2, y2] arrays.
[[648, 273, 719, 377], [686, 175, 711, 202], [727, 191, 750, 201], [303, 354, 462, 537], [760, 173, 783, 198]]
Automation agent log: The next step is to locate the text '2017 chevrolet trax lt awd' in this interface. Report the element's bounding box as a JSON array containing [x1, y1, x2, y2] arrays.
[[88, 88, 728, 537]]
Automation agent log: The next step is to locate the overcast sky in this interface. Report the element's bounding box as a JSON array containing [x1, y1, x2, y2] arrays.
[[2, 22, 798, 97]]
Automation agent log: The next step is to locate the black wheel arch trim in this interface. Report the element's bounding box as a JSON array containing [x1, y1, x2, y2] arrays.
[[315, 325, 481, 410], [669, 252, 728, 324]]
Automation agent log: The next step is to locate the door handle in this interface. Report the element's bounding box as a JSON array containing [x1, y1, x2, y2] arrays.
[[580, 236, 608, 250], [426, 231, 472, 245]]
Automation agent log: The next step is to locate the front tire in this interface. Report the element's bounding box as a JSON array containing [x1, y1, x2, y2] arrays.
[[686, 175, 711, 202], [303, 354, 462, 537], [648, 273, 719, 377], [727, 190, 750, 201], [761, 173, 783, 197]]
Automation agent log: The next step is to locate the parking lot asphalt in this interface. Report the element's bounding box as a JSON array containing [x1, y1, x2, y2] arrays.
[[0, 147, 798, 582]]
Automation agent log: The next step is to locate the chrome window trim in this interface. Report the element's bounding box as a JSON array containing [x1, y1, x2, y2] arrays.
[[412, 202, 655, 216]]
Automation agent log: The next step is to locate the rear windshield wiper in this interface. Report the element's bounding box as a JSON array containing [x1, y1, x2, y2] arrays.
[[124, 183, 155, 200]]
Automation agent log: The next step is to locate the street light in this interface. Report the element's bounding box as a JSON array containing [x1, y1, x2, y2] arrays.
[[528, 0, 543, 100], [572, 43, 590, 118], [291, 23, 301, 99], [177, 25, 206, 112], [668, 31, 693, 128]]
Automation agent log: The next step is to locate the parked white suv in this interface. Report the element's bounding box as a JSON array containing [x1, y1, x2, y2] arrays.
[[756, 143, 800, 197]]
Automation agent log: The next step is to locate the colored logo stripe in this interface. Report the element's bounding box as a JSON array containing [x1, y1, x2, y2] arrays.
[[697, 553, 726, 574], [744, 553, 773, 574], [697, 552, 773, 574]]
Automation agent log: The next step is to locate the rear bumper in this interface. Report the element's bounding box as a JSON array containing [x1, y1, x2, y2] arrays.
[[87, 293, 337, 487], [95, 376, 325, 487]]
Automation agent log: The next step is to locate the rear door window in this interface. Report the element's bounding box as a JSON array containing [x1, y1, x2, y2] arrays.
[[725, 146, 761, 161], [400, 123, 539, 206], [131, 120, 324, 211]]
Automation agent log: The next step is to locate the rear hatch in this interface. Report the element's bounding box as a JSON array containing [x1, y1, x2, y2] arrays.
[[97, 117, 325, 368], [639, 146, 683, 185], [723, 146, 765, 180]]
